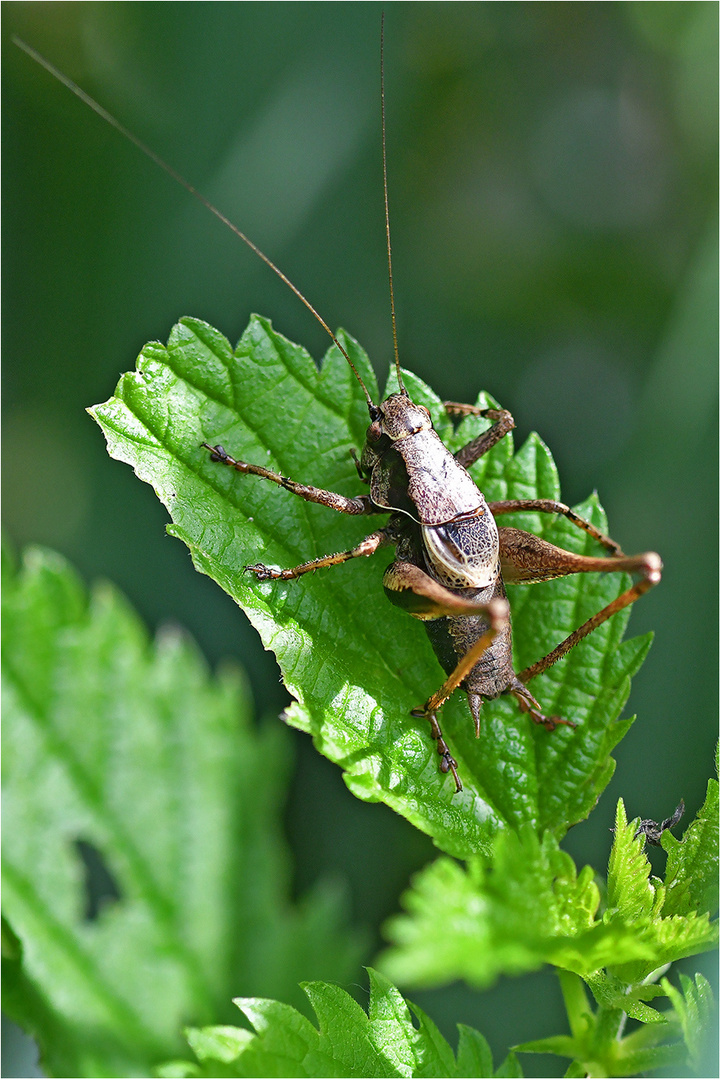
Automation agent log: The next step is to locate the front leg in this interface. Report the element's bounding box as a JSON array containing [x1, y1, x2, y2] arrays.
[[246, 528, 391, 581], [203, 443, 379, 516]]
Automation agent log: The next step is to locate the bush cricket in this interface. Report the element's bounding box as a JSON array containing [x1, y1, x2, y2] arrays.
[[15, 31, 662, 793]]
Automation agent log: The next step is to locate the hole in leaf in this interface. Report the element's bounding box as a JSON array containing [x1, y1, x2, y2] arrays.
[[73, 839, 122, 921]]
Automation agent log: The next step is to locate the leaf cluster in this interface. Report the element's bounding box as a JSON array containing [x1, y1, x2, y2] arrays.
[[3, 318, 717, 1078], [381, 800, 717, 1076], [159, 969, 521, 1079], [160, 793, 718, 1078]]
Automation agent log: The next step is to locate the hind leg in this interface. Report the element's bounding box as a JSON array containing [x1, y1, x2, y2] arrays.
[[497, 527, 661, 684]]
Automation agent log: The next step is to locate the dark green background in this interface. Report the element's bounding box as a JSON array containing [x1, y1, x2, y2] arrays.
[[3, 2, 718, 1076]]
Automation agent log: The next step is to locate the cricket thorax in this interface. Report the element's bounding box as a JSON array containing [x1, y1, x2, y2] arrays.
[[365, 398, 488, 525], [422, 508, 499, 589]]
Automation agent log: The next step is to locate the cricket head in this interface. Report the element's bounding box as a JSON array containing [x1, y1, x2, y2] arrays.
[[360, 391, 431, 476]]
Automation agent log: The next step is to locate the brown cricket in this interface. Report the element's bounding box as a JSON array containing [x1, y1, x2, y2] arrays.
[[17, 32, 662, 792], [203, 378, 660, 793]]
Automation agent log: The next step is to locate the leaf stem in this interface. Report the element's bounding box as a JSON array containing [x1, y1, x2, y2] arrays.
[[558, 970, 591, 1041]]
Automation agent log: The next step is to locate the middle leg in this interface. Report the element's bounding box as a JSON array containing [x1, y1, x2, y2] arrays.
[[489, 498, 624, 556], [246, 528, 392, 581]]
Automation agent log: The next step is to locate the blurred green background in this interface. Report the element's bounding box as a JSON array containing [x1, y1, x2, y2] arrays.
[[3, 2, 717, 1076]]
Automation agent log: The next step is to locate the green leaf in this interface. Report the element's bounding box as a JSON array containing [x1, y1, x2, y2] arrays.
[[515, 971, 692, 1078], [455, 1025, 493, 1077], [156, 1062, 201, 1078], [405, 999, 456, 1077], [164, 968, 516, 1078], [583, 971, 668, 1024], [660, 972, 716, 1071], [514, 1035, 577, 1057], [494, 1052, 524, 1078], [662, 773, 719, 917], [606, 799, 660, 922], [90, 316, 652, 857], [378, 827, 649, 990], [517, 1035, 688, 1078], [379, 800, 717, 998], [185, 1025, 255, 1064], [605, 801, 718, 986], [1, 546, 362, 1078]]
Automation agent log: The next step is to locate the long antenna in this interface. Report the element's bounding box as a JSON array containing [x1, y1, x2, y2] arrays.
[[13, 35, 375, 410], [380, 15, 406, 395]]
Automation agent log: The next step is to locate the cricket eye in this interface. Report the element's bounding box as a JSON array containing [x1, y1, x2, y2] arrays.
[[367, 420, 383, 443]]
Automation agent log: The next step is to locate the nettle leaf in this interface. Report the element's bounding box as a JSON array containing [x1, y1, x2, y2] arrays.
[[378, 827, 649, 990], [604, 800, 718, 986], [159, 968, 518, 1078], [583, 971, 670, 1025], [662, 771, 719, 918], [660, 972, 716, 1072], [1, 546, 362, 1078], [90, 315, 651, 858], [379, 798, 718, 996]]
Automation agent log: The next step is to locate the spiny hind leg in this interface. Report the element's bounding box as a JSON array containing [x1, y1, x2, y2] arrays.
[[496, 531, 662, 683], [409, 705, 462, 793], [497, 529, 660, 725], [384, 559, 510, 792]]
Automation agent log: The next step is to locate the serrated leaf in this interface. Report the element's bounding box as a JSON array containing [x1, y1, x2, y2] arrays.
[[455, 1024, 493, 1077], [606, 800, 659, 923], [366, 968, 420, 1076], [583, 971, 668, 1024], [380, 805, 717, 997], [164, 968, 511, 1078], [662, 774, 719, 917], [90, 316, 652, 857], [405, 1000, 456, 1078], [604, 800, 718, 986], [1, 546, 362, 1078], [660, 972, 716, 1071], [378, 828, 652, 990]]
